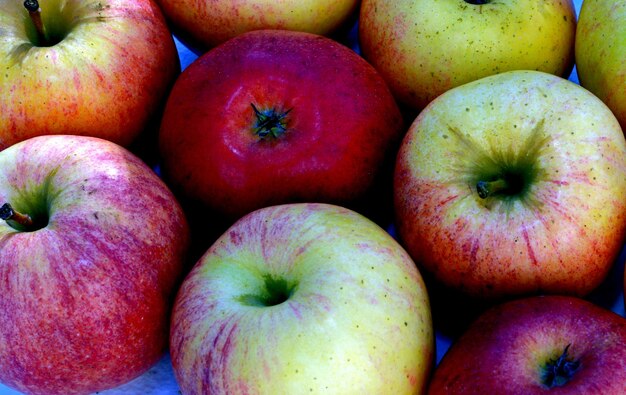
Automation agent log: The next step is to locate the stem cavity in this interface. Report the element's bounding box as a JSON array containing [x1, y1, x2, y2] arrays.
[[251, 103, 292, 140], [541, 344, 580, 388]]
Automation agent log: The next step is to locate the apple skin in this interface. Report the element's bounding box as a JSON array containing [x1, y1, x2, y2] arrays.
[[394, 70, 626, 299], [159, 29, 404, 221], [0, 135, 190, 395], [170, 203, 433, 395], [359, 0, 576, 110], [0, 0, 179, 150], [154, 0, 358, 49], [428, 295, 626, 394], [576, 0, 626, 131]]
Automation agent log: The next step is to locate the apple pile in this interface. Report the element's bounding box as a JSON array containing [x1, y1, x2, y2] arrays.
[[1, 0, 625, 394]]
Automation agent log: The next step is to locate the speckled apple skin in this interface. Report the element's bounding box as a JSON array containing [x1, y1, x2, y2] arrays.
[[359, 0, 576, 110], [394, 70, 626, 299], [428, 295, 626, 394], [576, 0, 626, 131], [0, 0, 179, 150], [0, 136, 189, 395], [155, 0, 358, 49], [170, 203, 433, 395], [159, 30, 404, 220]]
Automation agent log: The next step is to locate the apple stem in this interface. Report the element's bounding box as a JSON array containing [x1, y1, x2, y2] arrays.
[[24, 0, 48, 46], [0, 203, 35, 229], [251, 103, 292, 139], [476, 179, 508, 199]]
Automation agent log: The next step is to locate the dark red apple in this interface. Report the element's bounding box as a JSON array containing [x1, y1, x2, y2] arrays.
[[428, 295, 626, 394], [158, 29, 404, 221]]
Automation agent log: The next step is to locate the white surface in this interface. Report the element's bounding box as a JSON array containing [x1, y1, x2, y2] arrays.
[[5, 1, 622, 394]]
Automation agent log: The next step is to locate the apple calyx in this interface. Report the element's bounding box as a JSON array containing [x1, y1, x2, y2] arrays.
[[251, 103, 292, 140], [0, 203, 36, 231], [24, 0, 49, 46], [238, 275, 298, 307], [541, 344, 580, 388], [464, 0, 490, 4]]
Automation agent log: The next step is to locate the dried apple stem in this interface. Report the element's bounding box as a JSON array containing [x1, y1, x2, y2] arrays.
[[476, 179, 508, 199], [24, 0, 47, 45], [0, 203, 34, 229]]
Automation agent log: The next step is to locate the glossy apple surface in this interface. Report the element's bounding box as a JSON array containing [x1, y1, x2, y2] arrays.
[[394, 70, 626, 299], [155, 0, 358, 49], [159, 29, 404, 220], [0, 0, 179, 150], [0, 135, 189, 395], [359, 0, 576, 110], [428, 295, 626, 394], [576, 0, 626, 131], [170, 203, 433, 394]]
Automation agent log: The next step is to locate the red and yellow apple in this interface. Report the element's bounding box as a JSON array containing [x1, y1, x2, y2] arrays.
[[158, 29, 404, 221], [0, 0, 179, 150], [170, 203, 433, 394], [155, 0, 359, 49], [359, 0, 576, 110], [394, 70, 626, 299], [0, 135, 189, 395], [428, 295, 626, 394], [576, 0, 626, 131]]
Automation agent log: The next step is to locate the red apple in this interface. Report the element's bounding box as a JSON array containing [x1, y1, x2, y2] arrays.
[[428, 295, 626, 394], [158, 29, 404, 220], [0, 135, 190, 395], [0, 0, 179, 150], [394, 70, 626, 299]]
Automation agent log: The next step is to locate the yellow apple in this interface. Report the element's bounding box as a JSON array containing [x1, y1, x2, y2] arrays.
[[576, 0, 626, 131], [359, 0, 576, 110]]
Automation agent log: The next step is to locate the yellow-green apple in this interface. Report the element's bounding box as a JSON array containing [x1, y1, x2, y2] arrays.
[[0, 0, 179, 150], [158, 30, 404, 221], [170, 203, 434, 394], [0, 135, 190, 395], [394, 70, 626, 299], [428, 295, 626, 394], [359, 0, 576, 110], [576, 0, 626, 131], [155, 0, 359, 49]]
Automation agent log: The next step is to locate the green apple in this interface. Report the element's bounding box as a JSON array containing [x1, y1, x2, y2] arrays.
[[155, 0, 359, 49], [394, 70, 626, 299], [0, 0, 179, 150], [576, 0, 626, 131], [359, 0, 576, 110], [170, 203, 434, 394]]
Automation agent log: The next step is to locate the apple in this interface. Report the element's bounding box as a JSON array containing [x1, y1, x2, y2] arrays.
[[154, 0, 359, 49], [428, 295, 626, 394], [158, 29, 404, 221], [576, 0, 626, 131], [170, 203, 434, 394], [359, 0, 576, 110], [0, 135, 190, 395], [394, 70, 626, 299], [0, 0, 179, 151]]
